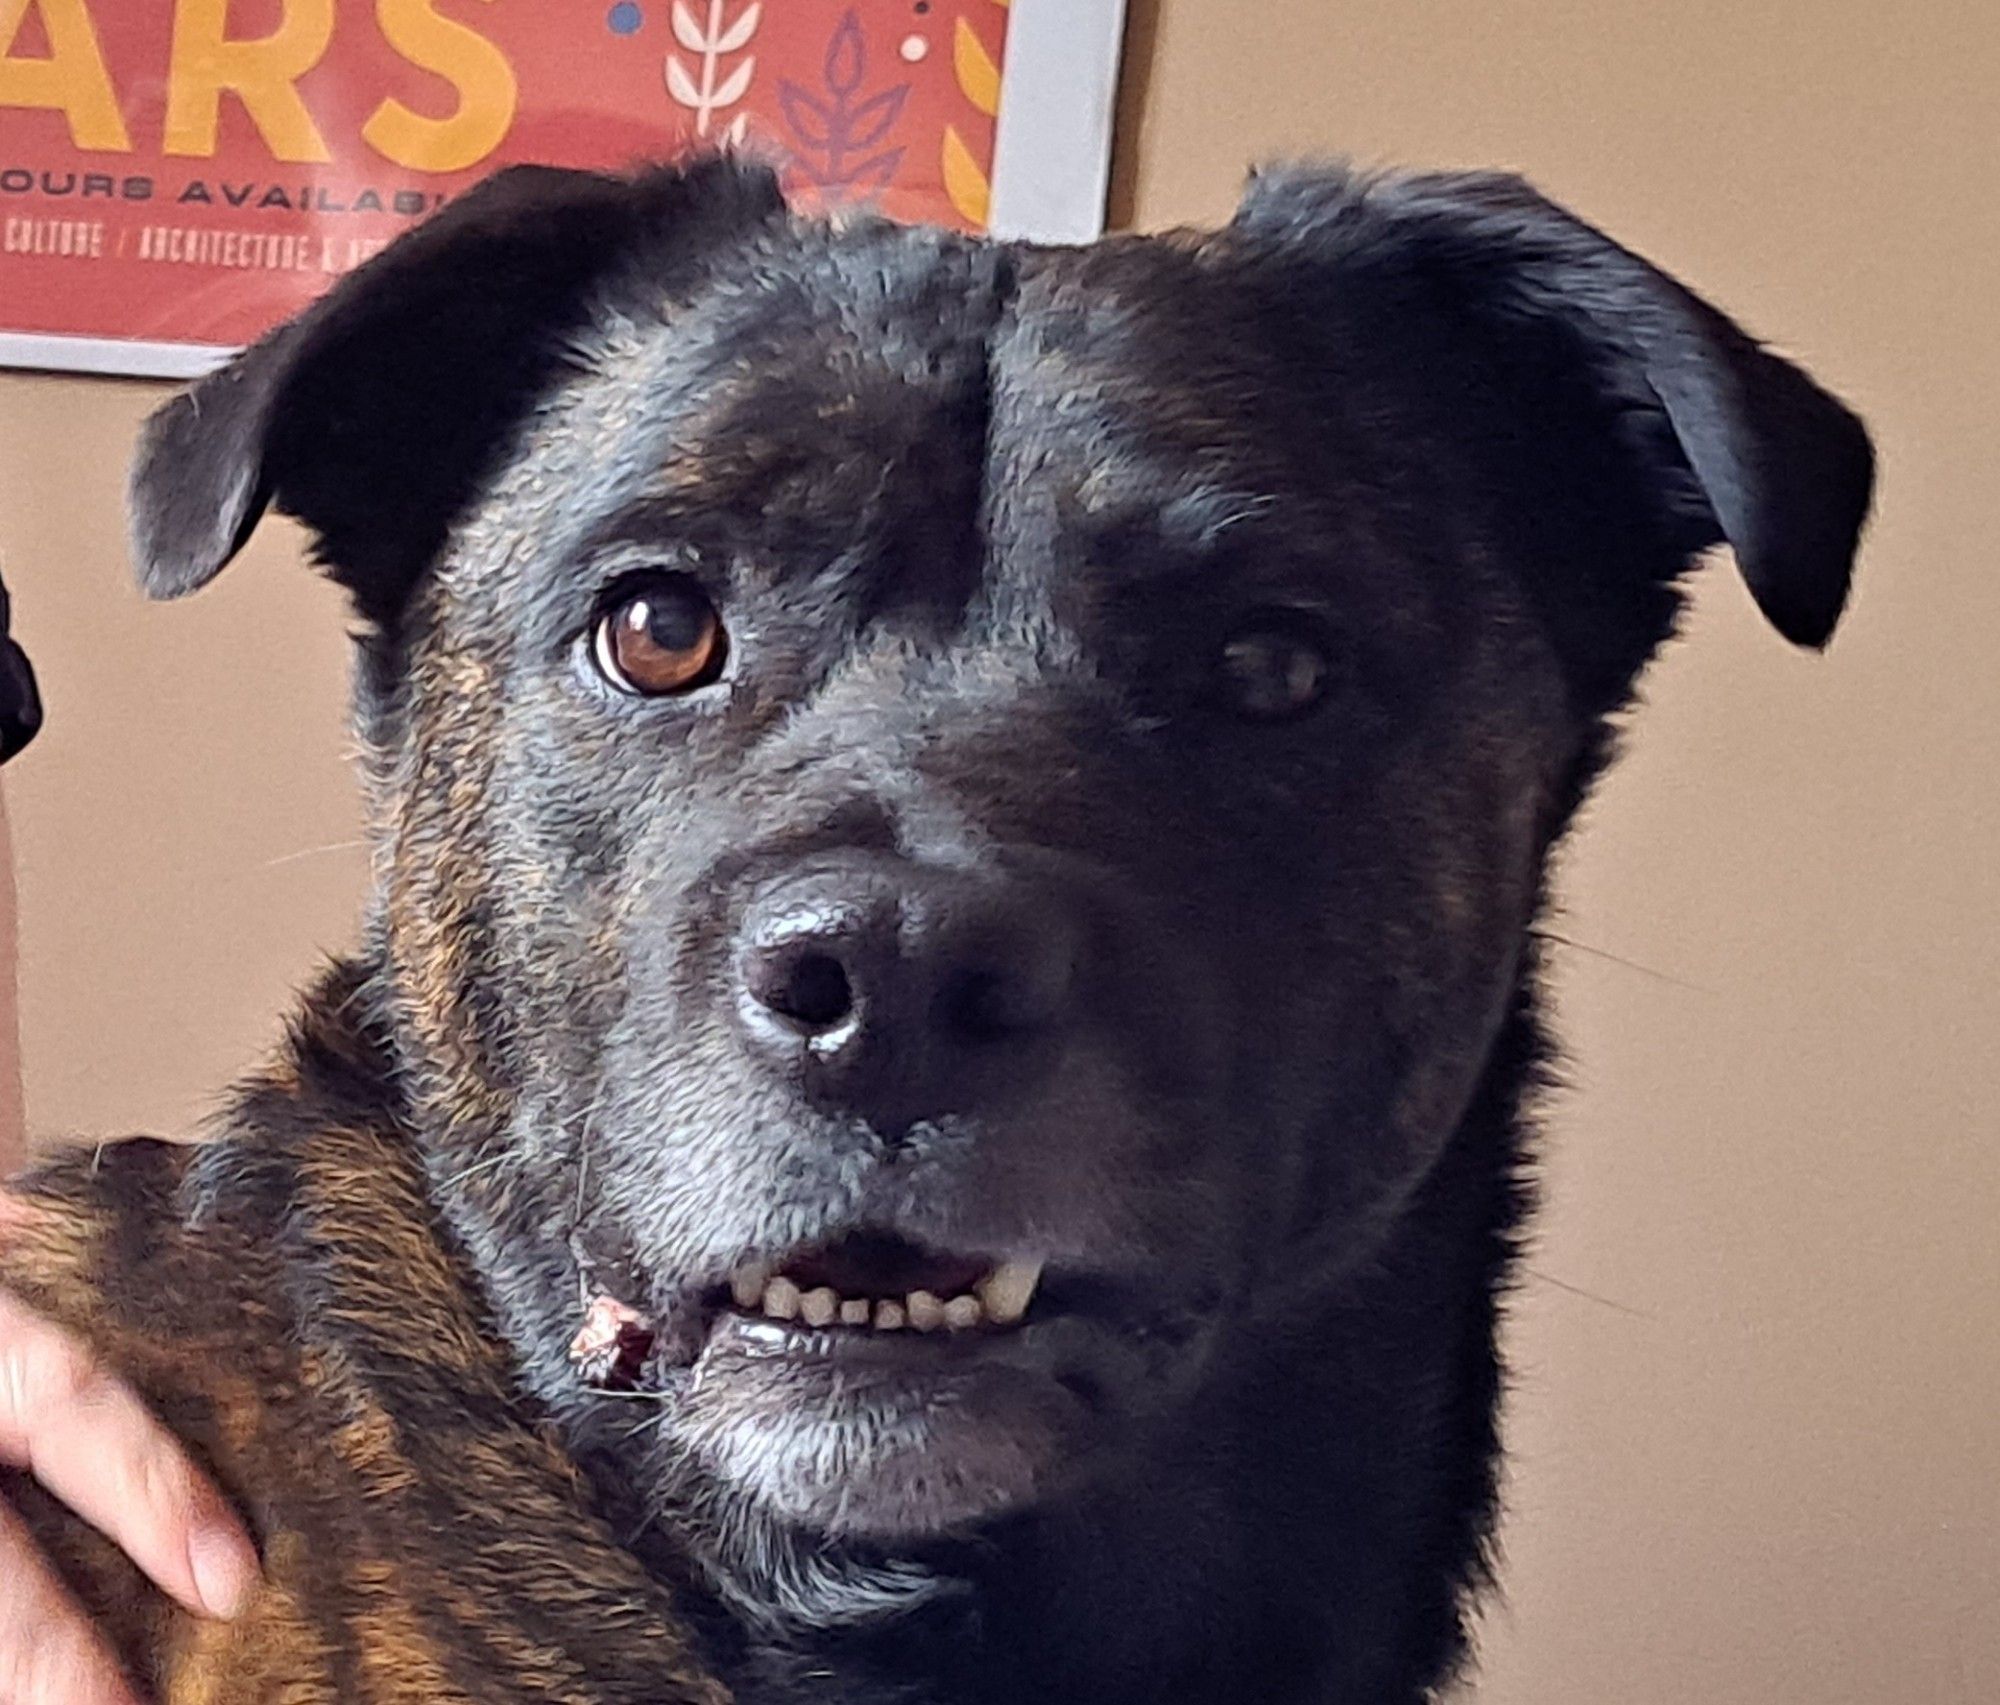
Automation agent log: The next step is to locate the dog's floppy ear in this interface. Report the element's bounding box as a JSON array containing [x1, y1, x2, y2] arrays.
[[131, 156, 786, 625], [1232, 164, 1874, 655]]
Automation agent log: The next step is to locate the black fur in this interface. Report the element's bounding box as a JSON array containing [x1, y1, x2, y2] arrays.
[[0, 567, 41, 763], [112, 156, 1871, 1703]]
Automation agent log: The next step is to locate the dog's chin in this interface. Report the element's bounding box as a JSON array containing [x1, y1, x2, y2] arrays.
[[675, 1318, 1094, 1540]]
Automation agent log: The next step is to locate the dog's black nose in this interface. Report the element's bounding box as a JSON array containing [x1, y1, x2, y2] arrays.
[[735, 861, 1078, 1127]]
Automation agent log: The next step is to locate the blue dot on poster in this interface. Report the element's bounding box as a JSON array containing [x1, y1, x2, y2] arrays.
[[608, 3, 642, 34]]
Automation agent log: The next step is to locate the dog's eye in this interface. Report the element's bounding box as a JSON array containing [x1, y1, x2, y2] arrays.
[[1218, 612, 1334, 721], [591, 575, 728, 697]]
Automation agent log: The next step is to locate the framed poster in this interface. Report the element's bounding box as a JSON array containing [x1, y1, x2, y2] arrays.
[[0, 0, 1126, 379]]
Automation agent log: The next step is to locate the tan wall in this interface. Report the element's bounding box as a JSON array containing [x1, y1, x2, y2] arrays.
[[0, 0, 1994, 1697], [1113, 1, 2000, 1699], [0, 377, 365, 1146]]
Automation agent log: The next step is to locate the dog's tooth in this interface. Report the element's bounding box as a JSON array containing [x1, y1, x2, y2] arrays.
[[943, 1295, 983, 1331], [800, 1287, 838, 1328], [839, 1298, 872, 1327], [730, 1262, 770, 1310], [875, 1300, 907, 1331], [906, 1290, 945, 1332], [976, 1258, 1044, 1327], [762, 1277, 801, 1322]]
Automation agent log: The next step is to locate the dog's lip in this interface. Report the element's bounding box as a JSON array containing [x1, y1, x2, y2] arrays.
[[703, 1310, 1053, 1371]]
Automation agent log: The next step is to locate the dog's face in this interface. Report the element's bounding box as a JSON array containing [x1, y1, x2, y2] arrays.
[[129, 161, 1870, 1548]]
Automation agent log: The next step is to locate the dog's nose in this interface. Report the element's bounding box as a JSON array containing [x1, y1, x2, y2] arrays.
[[734, 863, 1078, 1126]]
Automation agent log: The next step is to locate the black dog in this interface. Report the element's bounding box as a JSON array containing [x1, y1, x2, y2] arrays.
[[4, 155, 1869, 1705]]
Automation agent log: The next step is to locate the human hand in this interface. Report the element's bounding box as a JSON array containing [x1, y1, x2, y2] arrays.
[[0, 1204, 258, 1704]]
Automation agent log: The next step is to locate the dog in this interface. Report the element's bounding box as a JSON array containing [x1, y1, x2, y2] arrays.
[[0, 154, 1872, 1704]]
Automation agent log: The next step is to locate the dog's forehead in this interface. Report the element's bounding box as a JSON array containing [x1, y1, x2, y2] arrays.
[[573, 223, 1329, 482], [585, 223, 1006, 513], [469, 216, 1444, 628]]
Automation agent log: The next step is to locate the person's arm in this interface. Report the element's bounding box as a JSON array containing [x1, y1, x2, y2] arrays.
[[0, 594, 257, 1704]]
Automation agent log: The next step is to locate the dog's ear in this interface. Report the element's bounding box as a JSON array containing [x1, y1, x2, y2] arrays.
[[1232, 164, 1874, 667], [131, 156, 786, 625]]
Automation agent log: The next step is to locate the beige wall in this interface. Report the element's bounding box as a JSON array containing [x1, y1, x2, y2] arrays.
[[0, 377, 365, 1145], [0, 0, 1994, 1697], [1113, 1, 2000, 1700]]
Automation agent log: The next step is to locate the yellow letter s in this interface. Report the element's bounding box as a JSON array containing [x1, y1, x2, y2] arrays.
[[364, 0, 516, 175]]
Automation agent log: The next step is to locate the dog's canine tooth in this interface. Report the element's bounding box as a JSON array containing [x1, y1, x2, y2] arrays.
[[906, 1290, 945, 1332], [875, 1300, 907, 1330], [976, 1258, 1043, 1326], [839, 1298, 872, 1326], [943, 1295, 983, 1330], [800, 1287, 838, 1328], [762, 1276, 801, 1321], [730, 1263, 770, 1310]]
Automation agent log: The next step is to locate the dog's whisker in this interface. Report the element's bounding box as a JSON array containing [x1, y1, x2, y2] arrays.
[[1521, 1266, 1657, 1322], [260, 838, 370, 869], [574, 1386, 677, 1407], [1529, 927, 1710, 993], [439, 1152, 516, 1190]]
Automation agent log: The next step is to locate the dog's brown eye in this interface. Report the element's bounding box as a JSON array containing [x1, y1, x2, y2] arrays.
[[1219, 614, 1334, 721], [591, 575, 727, 697]]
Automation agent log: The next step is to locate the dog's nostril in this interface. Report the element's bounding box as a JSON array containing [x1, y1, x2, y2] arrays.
[[764, 951, 855, 1032]]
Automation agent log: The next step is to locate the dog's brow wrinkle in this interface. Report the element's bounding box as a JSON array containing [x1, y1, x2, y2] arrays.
[[1162, 485, 1280, 545]]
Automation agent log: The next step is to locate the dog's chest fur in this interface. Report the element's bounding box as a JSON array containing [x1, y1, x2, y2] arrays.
[[2, 954, 1534, 1705]]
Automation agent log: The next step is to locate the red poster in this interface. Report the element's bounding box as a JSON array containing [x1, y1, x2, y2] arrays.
[[0, 0, 1119, 375]]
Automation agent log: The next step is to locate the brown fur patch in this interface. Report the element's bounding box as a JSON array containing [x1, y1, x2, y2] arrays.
[[0, 976, 731, 1704]]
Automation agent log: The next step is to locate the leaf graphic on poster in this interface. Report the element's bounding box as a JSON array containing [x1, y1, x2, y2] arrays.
[[663, 2, 763, 134], [825, 11, 866, 98], [942, 125, 991, 227], [844, 149, 905, 200], [777, 8, 916, 204], [666, 55, 703, 107], [672, 0, 761, 52], [716, 3, 761, 54], [712, 59, 754, 109], [953, 18, 1002, 118], [778, 83, 834, 148], [672, 1, 707, 51], [845, 86, 909, 151]]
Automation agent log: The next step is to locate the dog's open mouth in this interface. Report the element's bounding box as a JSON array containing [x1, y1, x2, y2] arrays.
[[569, 1233, 1048, 1390], [721, 1232, 1044, 1334]]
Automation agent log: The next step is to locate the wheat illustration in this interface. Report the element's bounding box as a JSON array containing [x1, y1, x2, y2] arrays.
[[778, 10, 911, 202], [666, 0, 762, 138]]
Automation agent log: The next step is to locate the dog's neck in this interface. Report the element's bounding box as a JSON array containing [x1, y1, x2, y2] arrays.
[[311, 947, 1535, 1705]]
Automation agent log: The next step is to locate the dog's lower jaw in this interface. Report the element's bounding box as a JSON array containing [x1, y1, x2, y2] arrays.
[[387, 901, 1539, 1705], [526, 1006, 1540, 1705]]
